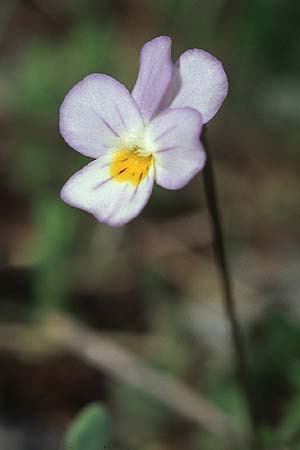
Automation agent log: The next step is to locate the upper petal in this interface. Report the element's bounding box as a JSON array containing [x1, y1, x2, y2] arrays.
[[60, 74, 144, 159], [61, 155, 154, 227], [132, 36, 174, 123], [146, 107, 206, 190], [159, 49, 228, 123]]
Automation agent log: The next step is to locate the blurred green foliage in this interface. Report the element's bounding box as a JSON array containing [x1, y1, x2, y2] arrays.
[[64, 403, 110, 450]]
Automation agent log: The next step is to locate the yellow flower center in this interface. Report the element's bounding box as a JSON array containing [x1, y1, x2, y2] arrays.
[[110, 147, 153, 186]]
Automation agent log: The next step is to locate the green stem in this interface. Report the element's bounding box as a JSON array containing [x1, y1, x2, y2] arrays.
[[202, 128, 260, 448]]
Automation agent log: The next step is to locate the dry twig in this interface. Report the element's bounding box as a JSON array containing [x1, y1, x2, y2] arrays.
[[0, 314, 243, 444]]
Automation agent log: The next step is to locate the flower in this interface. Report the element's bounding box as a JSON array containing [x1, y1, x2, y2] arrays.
[[60, 36, 228, 227]]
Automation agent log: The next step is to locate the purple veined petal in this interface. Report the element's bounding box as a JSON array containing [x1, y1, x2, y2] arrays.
[[132, 36, 174, 123], [61, 155, 154, 227], [159, 49, 228, 123], [146, 107, 206, 190], [60, 74, 144, 159]]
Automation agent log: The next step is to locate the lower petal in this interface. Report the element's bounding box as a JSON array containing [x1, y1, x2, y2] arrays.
[[61, 155, 154, 227]]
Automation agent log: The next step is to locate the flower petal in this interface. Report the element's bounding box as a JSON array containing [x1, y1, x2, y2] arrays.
[[60, 74, 144, 158], [146, 108, 205, 189], [61, 155, 154, 227], [132, 36, 174, 122], [159, 49, 228, 123]]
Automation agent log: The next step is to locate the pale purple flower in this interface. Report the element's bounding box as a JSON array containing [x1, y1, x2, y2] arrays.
[[59, 36, 228, 227]]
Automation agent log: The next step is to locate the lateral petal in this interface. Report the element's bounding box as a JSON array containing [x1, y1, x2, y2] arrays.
[[60, 74, 144, 159], [146, 107, 205, 190]]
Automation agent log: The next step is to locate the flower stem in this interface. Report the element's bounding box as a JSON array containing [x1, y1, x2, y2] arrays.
[[201, 129, 260, 448]]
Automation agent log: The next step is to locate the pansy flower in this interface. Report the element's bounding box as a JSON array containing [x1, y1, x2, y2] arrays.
[[60, 36, 228, 227]]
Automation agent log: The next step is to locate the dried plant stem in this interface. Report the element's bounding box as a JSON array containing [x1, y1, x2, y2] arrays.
[[0, 316, 242, 444], [48, 314, 242, 441], [202, 129, 260, 448]]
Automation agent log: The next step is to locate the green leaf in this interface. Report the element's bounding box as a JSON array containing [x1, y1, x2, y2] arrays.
[[64, 403, 110, 450]]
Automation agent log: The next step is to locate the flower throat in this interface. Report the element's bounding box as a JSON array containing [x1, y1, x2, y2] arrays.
[[110, 147, 153, 186]]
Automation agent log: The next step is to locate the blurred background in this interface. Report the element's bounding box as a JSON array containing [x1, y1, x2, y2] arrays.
[[0, 0, 300, 449]]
